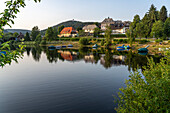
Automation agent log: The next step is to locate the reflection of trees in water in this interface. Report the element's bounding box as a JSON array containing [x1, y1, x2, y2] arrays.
[[31, 46, 42, 61], [125, 50, 161, 71], [25, 47, 162, 70], [102, 49, 113, 69], [45, 49, 58, 63], [25, 47, 31, 56]]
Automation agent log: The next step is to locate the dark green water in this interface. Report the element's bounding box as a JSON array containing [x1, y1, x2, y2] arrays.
[[0, 47, 161, 113]]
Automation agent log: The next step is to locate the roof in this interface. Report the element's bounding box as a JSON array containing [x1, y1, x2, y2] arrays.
[[83, 24, 98, 30], [60, 27, 76, 34], [101, 17, 115, 24]]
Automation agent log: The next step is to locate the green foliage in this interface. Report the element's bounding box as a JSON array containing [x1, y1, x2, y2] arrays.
[[151, 20, 164, 38], [116, 54, 170, 112], [24, 32, 30, 41], [0, 0, 40, 67], [164, 17, 170, 37], [159, 6, 168, 22], [35, 33, 42, 43], [155, 39, 163, 43], [78, 30, 85, 36], [58, 25, 64, 34], [139, 39, 149, 44], [31, 26, 40, 41], [53, 27, 58, 39], [94, 27, 100, 37], [99, 34, 126, 38], [101, 39, 105, 46], [40, 40, 46, 45], [104, 25, 112, 46], [45, 27, 56, 41], [70, 38, 80, 41], [13, 32, 19, 37], [129, 5, 169, 39], [77, 27, 82, 31], [79, 38, 89, 45]]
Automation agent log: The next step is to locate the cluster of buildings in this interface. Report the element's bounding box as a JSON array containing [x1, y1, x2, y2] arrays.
[[58, 17, 130, 37]]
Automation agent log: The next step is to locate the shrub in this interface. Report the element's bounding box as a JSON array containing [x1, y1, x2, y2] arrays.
[[70, 38, 79, 41], [93, 38, 96, 41], [155, 39, 163, 43], [118, 39, 123, 43], [115, 54, 170, 112], [123, 39, 128, 43], [79, 38, 89, 45], [139, 39, 149, 44]]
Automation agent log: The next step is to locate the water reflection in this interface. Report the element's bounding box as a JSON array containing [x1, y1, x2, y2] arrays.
[[25, 46, 162, 71]]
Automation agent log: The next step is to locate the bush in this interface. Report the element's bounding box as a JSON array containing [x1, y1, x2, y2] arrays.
[[79, 38, 89, 45], [118, 39, 123, 43], [155, 39, 163, 43], [139, 39, 149, 44], [116, 54, 170, 112], [123, 39, 128, 43], [70, 38, 80, 41]]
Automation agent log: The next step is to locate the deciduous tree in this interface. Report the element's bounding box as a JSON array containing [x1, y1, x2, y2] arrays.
[[164, 17, 170, 37], [31, 26, 40, 41], [151, 20, 164, 38]]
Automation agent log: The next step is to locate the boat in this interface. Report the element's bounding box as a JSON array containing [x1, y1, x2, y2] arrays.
[[138, 52, 148, 55], [56, 46, 61, 49], [62, 45, 67, 48], [138, 45, 149, 52], [117, 45, 130, 50], [68, 44, 73, 47], [48, 46, 56, 49], [127, 45, 130, 49], [92, 44, 98, 48]]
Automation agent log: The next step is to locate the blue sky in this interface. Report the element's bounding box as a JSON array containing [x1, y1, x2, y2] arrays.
[[0, 0, 169, 30]]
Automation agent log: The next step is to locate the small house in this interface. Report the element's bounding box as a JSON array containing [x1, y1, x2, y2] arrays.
[[83, 24, 98, 35], [59, 27, 77, 37]]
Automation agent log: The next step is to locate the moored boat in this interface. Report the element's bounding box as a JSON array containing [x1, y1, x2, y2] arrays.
[[56, 46, 61, 49], [62, 45, 67, 48], [138, 45, 149, 52], [68, 44, 73, 47], [92, 44, 98, 48], [48, 46, 56, 50]]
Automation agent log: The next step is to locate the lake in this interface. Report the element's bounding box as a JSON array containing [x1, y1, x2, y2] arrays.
[[0, 47, 161, 113]]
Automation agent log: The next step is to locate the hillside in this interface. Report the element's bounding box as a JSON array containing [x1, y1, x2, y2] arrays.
[[41, 20, 99, 34], [5, 29, 31, 34]]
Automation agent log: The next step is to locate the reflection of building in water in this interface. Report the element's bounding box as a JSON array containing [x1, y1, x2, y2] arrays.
[[58, 51, 78, 61], [100, 55, 126, 68], [84, 54, 96, 64]]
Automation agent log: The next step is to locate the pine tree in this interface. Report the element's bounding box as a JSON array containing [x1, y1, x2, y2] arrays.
[[24, 32, 30, 41], [160, 6, 168, 22]]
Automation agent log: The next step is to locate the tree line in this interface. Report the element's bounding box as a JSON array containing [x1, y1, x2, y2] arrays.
[[126, 5, 170, 40]]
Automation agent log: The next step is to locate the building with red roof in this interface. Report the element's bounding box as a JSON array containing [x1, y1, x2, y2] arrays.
[[59, 27, 77, 37]]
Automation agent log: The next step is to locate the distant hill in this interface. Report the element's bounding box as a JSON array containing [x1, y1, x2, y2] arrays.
[[41, 20, 99, 35], [5, 29, 31, 34]]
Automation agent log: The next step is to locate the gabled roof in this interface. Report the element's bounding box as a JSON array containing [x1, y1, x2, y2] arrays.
[[101, 17, 115, 24], [83, 24, 98, 30], [60, 27, 75, 34]]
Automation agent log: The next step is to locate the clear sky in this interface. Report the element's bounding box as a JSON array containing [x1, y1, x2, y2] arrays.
[[0, 0, 169, 30]]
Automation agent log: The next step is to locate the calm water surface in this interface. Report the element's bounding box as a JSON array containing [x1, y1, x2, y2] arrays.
[[0, 47, 161, 113]]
